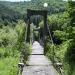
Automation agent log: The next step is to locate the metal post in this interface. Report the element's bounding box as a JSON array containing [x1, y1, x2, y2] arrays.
[[26, 16, 30, 43], [44, 13, 47, 54], [52, 44, 55, 64]]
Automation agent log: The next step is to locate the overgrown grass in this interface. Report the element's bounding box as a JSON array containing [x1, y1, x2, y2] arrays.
[[0, 56, 19, 75], [45, 38, 75, 75], [0, 20, 31, 75]]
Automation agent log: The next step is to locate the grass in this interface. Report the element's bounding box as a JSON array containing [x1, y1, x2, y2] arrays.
[[45, 39, 74, 75], [0, 56, 19, 75], [0, 20, 31, 75]]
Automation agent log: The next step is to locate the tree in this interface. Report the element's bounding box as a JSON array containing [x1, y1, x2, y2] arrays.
[[68, 1, 75, 26]]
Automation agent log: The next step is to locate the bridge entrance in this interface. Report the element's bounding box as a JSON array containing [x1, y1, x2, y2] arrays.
[[26, 9, 48, 44]]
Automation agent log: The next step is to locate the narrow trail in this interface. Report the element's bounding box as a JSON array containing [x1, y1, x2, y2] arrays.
[[22, 41, 59, 75]]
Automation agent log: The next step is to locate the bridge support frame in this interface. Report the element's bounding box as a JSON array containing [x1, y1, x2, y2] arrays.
[[26, 9, 48, 45]]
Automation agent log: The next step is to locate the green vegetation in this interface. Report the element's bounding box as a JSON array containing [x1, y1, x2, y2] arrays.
[[0, 0, 75, 75], [0, 20, 31, 75], [0, 0, 66, 14], [0, 25, 19, 75], [0, 57, 19, 75], [44, 1, 75, 75]]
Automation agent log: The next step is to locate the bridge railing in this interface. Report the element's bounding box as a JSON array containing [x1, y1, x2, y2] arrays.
[[46, 24, 64, 75], [25, 24, 28, 42], [18, 23, 29, 75]]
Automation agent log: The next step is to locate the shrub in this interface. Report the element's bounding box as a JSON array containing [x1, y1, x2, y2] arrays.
[[0, 20, 28, 75], [0, 56, 19, 75], [54, 30, 68, 41], [15, 20, 26, 51], [65, 39, 75, 63], [21, 42, 31, 64]]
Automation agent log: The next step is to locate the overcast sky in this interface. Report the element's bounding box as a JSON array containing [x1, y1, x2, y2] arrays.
[[0, 0, 31, 2], [0, 0, 75, 2], [63, 0, 75, 1]]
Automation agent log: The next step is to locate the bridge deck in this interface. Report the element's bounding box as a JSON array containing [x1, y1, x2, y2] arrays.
[[22, 41, 59, 75]]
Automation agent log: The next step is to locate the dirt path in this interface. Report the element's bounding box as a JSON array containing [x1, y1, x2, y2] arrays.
[[22, 41, 59, 75]]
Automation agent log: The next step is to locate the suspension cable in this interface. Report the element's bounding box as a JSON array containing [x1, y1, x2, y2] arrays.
[[47, 24, 54, 44], [25, 24, 28, 42]]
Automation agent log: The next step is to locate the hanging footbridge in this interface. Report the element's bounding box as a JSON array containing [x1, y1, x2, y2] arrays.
[[18, 9, 63, 75]]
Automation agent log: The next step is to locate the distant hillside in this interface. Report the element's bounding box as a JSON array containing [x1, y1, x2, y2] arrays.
[[0, 3, 22, 27], [0, 4, 21, 20], [0, 0, 67, 27], [0, 0, 67, 14]]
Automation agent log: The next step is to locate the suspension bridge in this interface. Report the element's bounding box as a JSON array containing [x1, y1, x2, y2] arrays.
[[19, 9, 62, 75]]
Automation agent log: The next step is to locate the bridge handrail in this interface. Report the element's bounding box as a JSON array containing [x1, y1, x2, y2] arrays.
[[25, 24, 28, 42], [47, 24, 64, 75], [47, 24, 54, 44]]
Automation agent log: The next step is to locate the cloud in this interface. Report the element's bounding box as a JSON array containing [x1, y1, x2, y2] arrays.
[[0, 0, 31, 2], [63, 0, 68, 1], [63, 0, 75, 1]]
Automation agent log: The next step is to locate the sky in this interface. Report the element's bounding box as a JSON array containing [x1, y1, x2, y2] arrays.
[[0, 0, 31, 2], [0, 0, 75, 2], [63, 0, 75, 1]]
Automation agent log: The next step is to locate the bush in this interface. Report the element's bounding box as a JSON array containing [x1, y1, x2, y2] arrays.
[[65, 39, 75, 63], [54, 30, 68, 41], [15, 20, 26, 51], [48, 12, 69, 31], [0, 20, 28, 75], [0, 56, 20, 75], [21, 42, 31, 64], [0, 26, 18, 48], [44, 37, 56, 61]]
